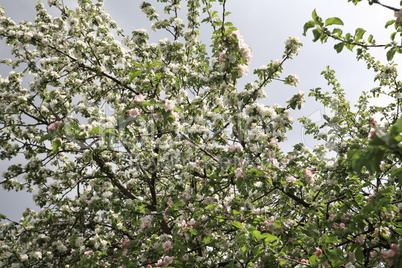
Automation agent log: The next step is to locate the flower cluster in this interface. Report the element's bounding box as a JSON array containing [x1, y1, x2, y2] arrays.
[[284, 74, 300, 86], [126, 108, 140, 117], [231, 30, 252, 64], [218, 30, 252, 76], [284, 36, 302, 57], [47, 121, 61, 131]]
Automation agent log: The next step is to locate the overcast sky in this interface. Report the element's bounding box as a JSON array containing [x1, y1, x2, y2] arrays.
[[0, 0, 399, 221]]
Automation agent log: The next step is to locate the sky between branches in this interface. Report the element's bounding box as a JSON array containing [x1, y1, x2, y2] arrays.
[[0, 0, 398, 221]]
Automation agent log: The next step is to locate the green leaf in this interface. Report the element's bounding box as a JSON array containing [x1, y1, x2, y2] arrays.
[[303, 20, 315, 36], [309, 254, 317, 265], [248, 168, 264, 177], [385, 20, 396, 28], [311, 9, 323, 26], [387, 48, 396, 61], [232, 209, 241, 215], [334, 42, 344, 53], [312, 29, 322, 42], [391, 167, 402, 178], [188, 228, 198, 236], [351, 146, 385, 174], [90, 126, 102, 135], [251, 230, 262, 241], [40, 133, 55, 142], [52, 139, 61, 153], [369, 135, 387, 146], [104, 128, 118, 137], [232, 221, 244, 230], [332, 28, 343, 37], [354, 28, 366, 40], [129, 70, 142, 81], [355, 246, 364, 262], [263, 233, 279, 243], [325, 17, 344, 26], [345, 43, 355, 51], [368, 34, 374, 43], [389, 115, 402, 135]]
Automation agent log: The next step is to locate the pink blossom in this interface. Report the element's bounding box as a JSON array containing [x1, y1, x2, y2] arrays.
[[269, 138, 280, 149], [382, 249, 396, 258], [163, 99, 174, 111], [121, 240, 130, 247], [301, 259, 309, 264], [369, 130, 376, 139], [219, 52, 226, 62], [234, 168, 244, 178], [236, 64, 249, 76], [83, 251, 94, 257], [163, 240, 173, 252], [304, 168, 313, 178], [241, 46, 252, 64], [341, 214, 350, 221], [139, 215, 152, 230], [126, 108, 141, 117], [286, 176, 296, 184], [356, 234, 365, 245], [231, 30, 240, 38], [47, 121, 61, 131], [133, 94, 146, 103], [155, 259, 165, 267], [164, 256, 174, 265], [395, 9, 402, 24], [178, 220, 187, 228], [315, 247, 323, 256], [286, 220, 295, 227]]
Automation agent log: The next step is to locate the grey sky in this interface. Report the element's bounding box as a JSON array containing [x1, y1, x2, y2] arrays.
[[0, 0, 399, 221]]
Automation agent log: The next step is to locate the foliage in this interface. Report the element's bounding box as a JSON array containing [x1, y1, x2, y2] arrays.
[[0, 0, 401, 267]]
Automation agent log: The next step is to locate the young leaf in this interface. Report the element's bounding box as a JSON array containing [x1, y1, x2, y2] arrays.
[[251, 230, 262, 241], [311, 9, 323, 26], [334, 42, 344, 53], [52, 140, 62, 153], [325, 17, 344, 26], [354, 28, 366, 40], [232, 221, 244, 230], [387, 48, 396, 61], [303, 20, 316, 36], [263, 233, 279, 243]]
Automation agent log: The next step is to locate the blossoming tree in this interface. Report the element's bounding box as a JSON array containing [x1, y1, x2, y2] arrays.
[[0, 0, 401, 267]]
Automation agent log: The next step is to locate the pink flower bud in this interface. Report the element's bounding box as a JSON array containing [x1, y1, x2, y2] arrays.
[[315, 248, 323, 256], [47, 121, 61, 131], [369, 130, 376, 139]]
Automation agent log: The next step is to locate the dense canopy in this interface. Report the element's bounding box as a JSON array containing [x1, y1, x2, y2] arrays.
[[1, 0, 402, 267]]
